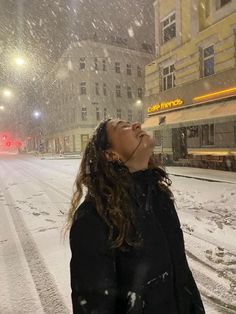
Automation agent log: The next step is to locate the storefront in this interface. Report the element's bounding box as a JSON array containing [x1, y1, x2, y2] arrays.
[[143, 86, 236, 170]]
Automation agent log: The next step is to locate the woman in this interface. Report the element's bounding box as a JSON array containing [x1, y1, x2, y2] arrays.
[[67, 118, 205, 314]]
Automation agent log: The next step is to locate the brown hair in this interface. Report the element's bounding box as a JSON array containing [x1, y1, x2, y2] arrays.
[[65, 119, 172, 248]]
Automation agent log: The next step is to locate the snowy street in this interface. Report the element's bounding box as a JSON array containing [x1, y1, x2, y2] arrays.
[[0, 154, 235, 313]]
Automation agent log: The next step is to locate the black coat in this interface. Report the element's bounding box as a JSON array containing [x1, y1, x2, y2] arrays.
[[70, 169, 205, 314]]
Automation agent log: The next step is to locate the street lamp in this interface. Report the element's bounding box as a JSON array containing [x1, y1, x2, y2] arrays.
[[0, 105, 5, 111], [33, 110, 41, 119]]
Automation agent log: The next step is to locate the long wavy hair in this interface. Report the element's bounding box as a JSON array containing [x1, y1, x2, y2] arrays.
[[66, 119, 173, 248]]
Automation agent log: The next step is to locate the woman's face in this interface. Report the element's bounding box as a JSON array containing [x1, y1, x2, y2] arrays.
[[105, 119, 154, 162]]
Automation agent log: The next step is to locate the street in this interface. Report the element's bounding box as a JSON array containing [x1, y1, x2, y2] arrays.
[[0, 154, 235, 313]]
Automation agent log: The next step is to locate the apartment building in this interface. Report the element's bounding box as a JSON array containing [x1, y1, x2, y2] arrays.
[[143, 0, 236, 167]]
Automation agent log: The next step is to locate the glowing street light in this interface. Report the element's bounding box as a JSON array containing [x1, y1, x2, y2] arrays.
[[15, 57, 25, 66], [0, 105, 5, 111], [3, 88, 13, 98], [33, 110, 41, 119]]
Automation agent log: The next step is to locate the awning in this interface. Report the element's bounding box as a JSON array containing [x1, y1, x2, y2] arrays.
[[142, 99, 236, 129]]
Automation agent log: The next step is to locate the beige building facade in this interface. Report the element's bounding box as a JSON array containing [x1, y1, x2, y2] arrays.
[[41, 40, 153, 153], [144, 0, 236, 169]]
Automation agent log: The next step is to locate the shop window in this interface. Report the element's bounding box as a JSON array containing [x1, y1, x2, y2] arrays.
[[116, 85, 121, 97], [127, 64, 132, 75], [103, 83, 107, 96], [128, 109, 132, 122], [216, 0, 231, 10], [153, 130, 162, 146], [203, 45, 214, 77], [115, 62, 121, 73], [81, 107, 87, 121], [117, 109, 122, 119], [162, 64, 175, 91], [201, 124, 214, 146], [161, 12, 176, 44], [80, 57, 86, 70], [80, 81, 86, 95], [127, 86, 132, 98], [187, 126, 199, 138]]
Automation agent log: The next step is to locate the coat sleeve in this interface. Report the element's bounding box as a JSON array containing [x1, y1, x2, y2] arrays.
[[158, 192, 205, 313], [69, 204, 118, 314]]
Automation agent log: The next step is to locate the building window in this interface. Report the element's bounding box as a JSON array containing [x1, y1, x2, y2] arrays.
[[216, 0, 231, 9], [137, 66, 142, 77], [203, 45, 214, 77], [161, 12, 176, 44], [116, 85, 121, 97], [94, 58, 98, 71], [153, 130, 161, 146], [102, 59, 106, 71], [162, 64, 175, 91], [103, 83, 107, 96], [115, 62, 121, 73], [201, 124, 214, 146], [95, 83, 100, 95], [96, 107, 100, 121], [117, 109, 121, 119], [127, 86, 132, 99], [80, 82, 87, 95], [128, 109, 132, 122], [80, 57, 86, 70], [81, 107, 87, 121], [127, 64, 132, 75], [104, 108, 107, 119], [138, 88, 143, 99]]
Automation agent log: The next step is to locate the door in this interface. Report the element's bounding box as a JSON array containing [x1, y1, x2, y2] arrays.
[[172, 128, 188, 160]]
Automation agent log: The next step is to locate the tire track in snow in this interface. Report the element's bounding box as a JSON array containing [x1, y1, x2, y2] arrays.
[[1, 161, 70, 314]]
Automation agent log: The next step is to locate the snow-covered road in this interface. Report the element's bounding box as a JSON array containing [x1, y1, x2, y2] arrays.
[[0, 154, 235, 313]]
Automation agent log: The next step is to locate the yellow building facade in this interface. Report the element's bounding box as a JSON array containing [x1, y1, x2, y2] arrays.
[[144, 0, 236, 170]]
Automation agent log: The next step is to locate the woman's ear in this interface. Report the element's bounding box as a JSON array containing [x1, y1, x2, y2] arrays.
[[104, 150, 120, 161]]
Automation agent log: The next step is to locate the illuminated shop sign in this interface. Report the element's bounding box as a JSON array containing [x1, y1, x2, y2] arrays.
[[193, 86, 236, 102], [147, 98, 183, 114]]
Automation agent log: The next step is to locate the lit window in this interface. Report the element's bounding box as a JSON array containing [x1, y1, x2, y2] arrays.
[[162, 64, 175, 91], [81, 107, 87, 121], [116, 85, 121, 97], [117, 109, 121, 119], [115, 62, 121, 73], [128, 109, 132, 122], [127, 86, 132, 98], [153, 130, 161, 146], [201, 124, 214, 146], [203, 45, 214, 77], [95, 83, 100, 95], [161, 12, 176, 44], [103, 83, 107, 96], [127, 64, 132, 75], [80, 82, 86, 95], [80, 57, 86, 70]]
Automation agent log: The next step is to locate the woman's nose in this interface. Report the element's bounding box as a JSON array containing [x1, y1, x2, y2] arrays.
[[132, 122, 141, 130]]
